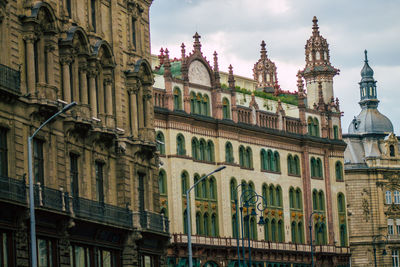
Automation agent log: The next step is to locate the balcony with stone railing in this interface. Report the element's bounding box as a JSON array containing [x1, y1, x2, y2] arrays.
[[132, 210, 169, 235], [171, 233, 350, 255], [0, 63, 21, 96]]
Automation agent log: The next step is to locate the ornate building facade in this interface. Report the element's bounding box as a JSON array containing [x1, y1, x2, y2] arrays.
[[344, 52, 400, 266], [153, 17, 350, 266], [0, 0, 168, 266]]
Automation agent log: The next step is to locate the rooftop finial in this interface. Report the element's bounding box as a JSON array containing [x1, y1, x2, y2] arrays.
[[364, 50, 368, 63], [193, 32, 202, 52], [228, 64, 235, 89], [260, 40, 267, 59], [312, 16, 319, 35], [213, 51, 219, 72]]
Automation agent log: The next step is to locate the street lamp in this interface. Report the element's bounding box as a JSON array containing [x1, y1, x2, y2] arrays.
[[309, 211, 322, 267], [28, 101, 77, 267], [186, 166, 226, 267], [372, 234, 388, 267]]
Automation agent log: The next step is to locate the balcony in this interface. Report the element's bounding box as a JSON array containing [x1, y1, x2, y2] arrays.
[[133, 210, 169, 234], [73, 197, 132, 229], [0, 175, 26, 204], [0, 64, 21, 95], [34, 184, 69, 213]]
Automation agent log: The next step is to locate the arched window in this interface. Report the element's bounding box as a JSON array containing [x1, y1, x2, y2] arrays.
[[264, 218, 270, 241], [203, 94, 210, 116], [340, 224, 347, 246], [335, 161, 343, 181], [156, 131, 165, 155], [222, 97, 230, 119], [158, 169, 167, 195], [294, 155, 300, 175], [295, 188, 302, 210], [316, 158, 323, 178], [278, 220, 284, 242], [308, 117, 314, 136], [176, 134, 185, 156], [196, 93, 202, 115], [181, 171, 189, 195], [183, 209, 188, 234], [232, 214, 238, 238], [291, 221, 297, 243], [245, 147, 253, 168], [333, 125, 339, 140], [289, 188, 295, 209], [230, 178, 237, 201], [261, 149, 268, 171], [312, 190, 318, 210], [211, 213, 218, 237], [190, 92, 196, 113], [271, 219, 276, 241], [196, 212, 202, 235], [262, 184, 268, 207], [250, 217, 257, 240], [287, 155, 293, 174], [318, 191, 325, 211], [274, 151, 280, 172], [276, 186, 282, 207], [199, 139, 206, 161], [298, 222, 304, 244], [386, 191, 392, 204], [194, 174, 201, 198], [390, 145, 395, 157], [337, 193, 345, 213], [201, 178, 207, 199], [209, 177, 216, 200], [310, 157, 316, 177], [203, 213, 209, 236], [173, 87, 182, 110], [239, 146, 245, 167], [191, 137, 199, 160], [206, 140, 214, 162], [269, 185, 275, 206], [316, 223, 327, 245], [225, 142, 234, 163], [314, 118, 320, 137], [267, 150, 273, 171]]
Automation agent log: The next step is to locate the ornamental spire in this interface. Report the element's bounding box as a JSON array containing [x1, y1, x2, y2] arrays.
[[260, 40, 267, 60], [312, 16, 319, 36], [193, 32, 202, 52], [228, 64, 235, 89]]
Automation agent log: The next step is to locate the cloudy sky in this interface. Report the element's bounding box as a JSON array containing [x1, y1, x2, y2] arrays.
[[149, 0, 400, 133]]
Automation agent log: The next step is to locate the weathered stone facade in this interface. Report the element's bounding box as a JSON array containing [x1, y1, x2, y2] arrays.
[[0, 0, 168, 266], [152, 17, 350, 266]]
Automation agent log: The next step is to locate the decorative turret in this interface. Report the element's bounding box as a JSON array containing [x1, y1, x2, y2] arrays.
[[213, 51, 221, 88], [228, 64, 235, 90], [348, 51, 393, 134], [253, 40, 279, 93], [302, 16, 339, 108]]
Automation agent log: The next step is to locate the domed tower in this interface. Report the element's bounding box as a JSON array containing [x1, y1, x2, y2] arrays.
[[253, 40, 279, 93], [348, 51, 393, 134], [302, 16, 339, 108]]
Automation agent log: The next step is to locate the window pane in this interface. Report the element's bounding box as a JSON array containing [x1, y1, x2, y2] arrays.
[[38, 239, 48, 267], [102, 250, 111, 267]]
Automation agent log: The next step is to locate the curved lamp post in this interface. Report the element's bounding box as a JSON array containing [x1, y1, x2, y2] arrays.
[[187, 166, 226, 267], [237, 187, 267, 267], [372, 234, 388, 267], [308, 211, 320, 267], [28, 102, 77, 267]]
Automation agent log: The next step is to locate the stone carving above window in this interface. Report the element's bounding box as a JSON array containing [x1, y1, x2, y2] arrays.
[[188, 60, 211, 87]]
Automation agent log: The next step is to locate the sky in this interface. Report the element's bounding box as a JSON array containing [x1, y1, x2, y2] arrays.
[[149, 0, 400, 133]]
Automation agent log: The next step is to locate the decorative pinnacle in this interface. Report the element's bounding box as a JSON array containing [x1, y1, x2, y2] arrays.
[[228, 64, 235, 88], [296, 71, 304, 92], [213, 51, 219, 71], [181, 43, 186, 58], [193, 32, 201, 51], [260, 40, 267, 59], [312, 16, 319, 35], [229, 64, 233, 75], [364, 50, 368, 63]]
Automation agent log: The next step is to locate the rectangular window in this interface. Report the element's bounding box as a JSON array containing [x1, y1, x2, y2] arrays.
[[95, 161, 104, 203], [0, 128, 8, 177], [70, 245, 91, 267], [37, 238, 57, 267], [393, 250, 399, 267], [397, 219, 400, 235], [91, 0, 96, 32], [70, 154, 79, 198], [388, 219, 394, 235], [66, 0, 72, 18], [0, 231, 14, 267], [33, 139, 44, 185], [131, 17, 136, 49], [386, 191, 393, 204], [394, 191, 400, 204]]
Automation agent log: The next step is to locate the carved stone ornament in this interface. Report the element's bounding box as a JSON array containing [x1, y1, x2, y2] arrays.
[[385, 203, 400, 216], [362, 198, 370, 222]]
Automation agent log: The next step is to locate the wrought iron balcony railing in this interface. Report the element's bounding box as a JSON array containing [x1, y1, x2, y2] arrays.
[[0, 175, 26, 204], [34, 183, 69, 212], [132, 210, 169, 234], [0, 64, 21, 95], [72, 197, 132, 229]]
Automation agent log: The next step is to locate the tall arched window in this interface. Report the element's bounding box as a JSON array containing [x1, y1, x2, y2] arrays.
[[191, 137, 199, 160], [390, 145, 395, 157], [310, 157, 316, 177], [287, 155, 293, 174], [245, 147, 253, 169], [232, 214, 238, 238], [190, 92, 196, 113], [333, 125, 339, 140], [196, 212, 202, 235], [267, 150, 273, 171], [295, 188, 302, 209], [318, 191, 325, 211], [340, 224, 347, 246], [211, 213, 218, 237], [194, 174, 201, 198], [337, 193, 348, 246], [335, 161, 343, 181], [275, 186, 282, 207], [203, 95, 210, 116], [250, 217, 257, 240], [206, 140, 214, 162], [308, 117, 314, 136], [158, 169, 167, 195], [269, 185, 275, 206], [222, 97, 230, 119], [274, 151, 280, 172], [338, 193, 345, 213], [181, 171, 189, 196], [199, 139, 206, 161], [173, 87, 182, 110], [264, 219, 270, 241], [278, 220, 284, 242], [386, 191, 392, 204], [262, 184, 268, 207], [294, 155, 300, 175], [314, 118, 320, 137], [298, 222, 304, 244], [176, 134, 186, 156], [289, 188, 295, 209], [156, 131, 165, 155], [239, 146, 245, 167], [201, 178, 207, 199], [183, 209, 188, 234], [196, 93, 202, 115], [271, 219, 276, 241], [203, 213, 209, 236], [316, 158, 323, 178], [225, 142, 234, 163], [261, 149, 268, 171], [209, 177, 216, 200], [230, 178, 237, 201], [291, 221, 297, 243], [312, 190, 318, 210]]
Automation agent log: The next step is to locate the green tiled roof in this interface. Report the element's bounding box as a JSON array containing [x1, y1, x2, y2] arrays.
[[154, 61, 182, 78]]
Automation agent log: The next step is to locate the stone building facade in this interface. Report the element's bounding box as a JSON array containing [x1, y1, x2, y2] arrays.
[[153, 17, 350, 266], [344, 52, 400, 266], [0, 0, 168, 266]]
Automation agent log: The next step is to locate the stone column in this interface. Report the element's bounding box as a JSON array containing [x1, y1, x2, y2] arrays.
[[143, 87, 153, 129], [24, 34, 36, 96], [104, 76, 113, 128], [137, 84, 143, 129], [37, 37, 45, 84], [87, 67, 98, 118], [72, 58, 80, 103], [129, 88, 138, 137], [79, 62, 88, 105], [45, 43, 55, 86], [60, 55, 72, 103], [97, 73, 105, 126]]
